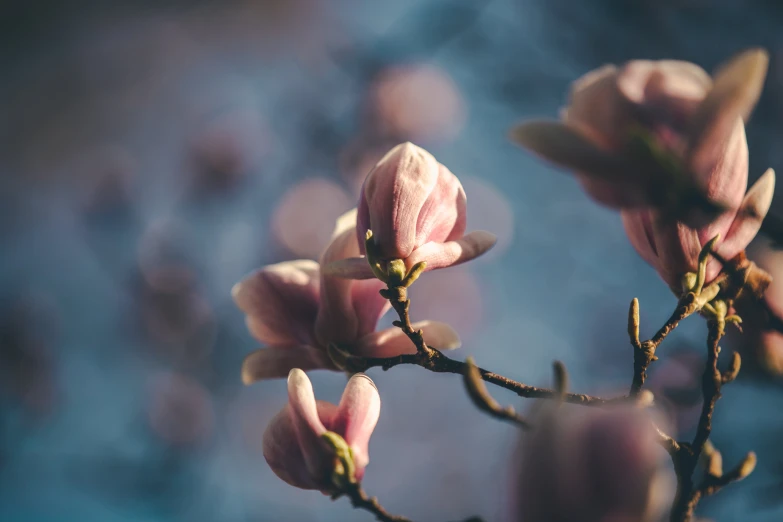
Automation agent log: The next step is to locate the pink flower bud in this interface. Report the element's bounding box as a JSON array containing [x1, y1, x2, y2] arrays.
[[511, 407, 671, 522], [263, 369, 381, 492], [233, 210, 462, 383], [512, 50, 769, 227], [325, 143, 496, 279], [622, 168, 775, 289]]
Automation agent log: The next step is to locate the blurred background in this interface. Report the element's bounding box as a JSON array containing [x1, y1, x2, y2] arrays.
[[2, 1, 783, 521]]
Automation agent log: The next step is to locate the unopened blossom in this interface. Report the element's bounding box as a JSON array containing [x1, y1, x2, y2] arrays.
[[234, 210, 461, 383], [512, 50, 768, 225], [263, 369, 380, 492], [324, 143, 496, 280], [622, 168, 775, 289], [511, 406, 671, 522]]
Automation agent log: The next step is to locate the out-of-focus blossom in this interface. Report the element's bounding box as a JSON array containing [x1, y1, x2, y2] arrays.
[[235, 210, 461, 382], [136, 269, 216, 365], [368, 64, 466, 143], [324, 143, 496, 280], [623, 168, 775, 289], [147, 371, 215, 447], [271, 178, 354, 260], [646, 350, 703, 434], [186, 110, 269, 197], [512, 50, 769, 226], [511, 406, 671, 522], [135, 220, 216, 364], [263, 369, 380, 492]]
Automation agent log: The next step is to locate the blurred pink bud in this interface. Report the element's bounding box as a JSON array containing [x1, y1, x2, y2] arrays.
[[325, 143, 496, 279], [369, 64, 466, 143], [622, 168, 775, 289], [147, 371, 215, 447], [512, 407, 671, 522], [512, 50, 769, 227], [234, 211, 461, 383], [263, 369, 380, 492], [271, 178, 354, 260]]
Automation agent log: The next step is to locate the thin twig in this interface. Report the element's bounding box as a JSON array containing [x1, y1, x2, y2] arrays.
[[629, 293, 698, 397], [340, 483, 413, 522], [334, 331, 620, 406], [463, 357, 531, 428], [340, 482, 484, 522], [669, 319, 725, 522]]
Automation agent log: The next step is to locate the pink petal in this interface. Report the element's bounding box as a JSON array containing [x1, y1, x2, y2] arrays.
[[232, 260, 320, 346], [353, 320, 462, 358], [574, 409, 666, 518], [621, 209, 659, 268], [321, 257, 377, 280], [316, 210, 391, 345], [405, 230, 497, 271], [331, 208, 360, 245], [414, 163, 467, 247], [316, 224, 364, 345], [691, 122, 748, 245], [648, 213, 702, 288], [263, 400, 339, 491], [719, 168, 776, 260], [360, 142, 441, 259], [510, 121, 643, 209], [286, 369, 331, 481], [564, 64, 627, 149], [350, 279, 391, 339], [329, 373, 381, 474], [617, 60, 710, 125], [687, 49, 768, 173], [241, 346, 332, 384]]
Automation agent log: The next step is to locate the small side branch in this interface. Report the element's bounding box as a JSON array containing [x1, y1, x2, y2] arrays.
[[463, 357, 530, 428]]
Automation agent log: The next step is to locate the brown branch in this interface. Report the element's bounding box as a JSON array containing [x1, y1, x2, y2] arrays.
[[629, 293, 698, 397], [463, 357, 531, 428], [331, 327, 619, 407], [339, 481, 484, 522], [669, 319, 726, 522], [340, 483, 413, 522]]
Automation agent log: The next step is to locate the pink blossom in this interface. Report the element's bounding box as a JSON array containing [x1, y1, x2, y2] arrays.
[[263, 369, 380, 492], [622, 168, 775, 289], [233, 210, 461, 383], [323, 143, 496, 280], [511, 407, 671, 522], [368, 64, 466, 143], [511, 50, 769, 225]]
